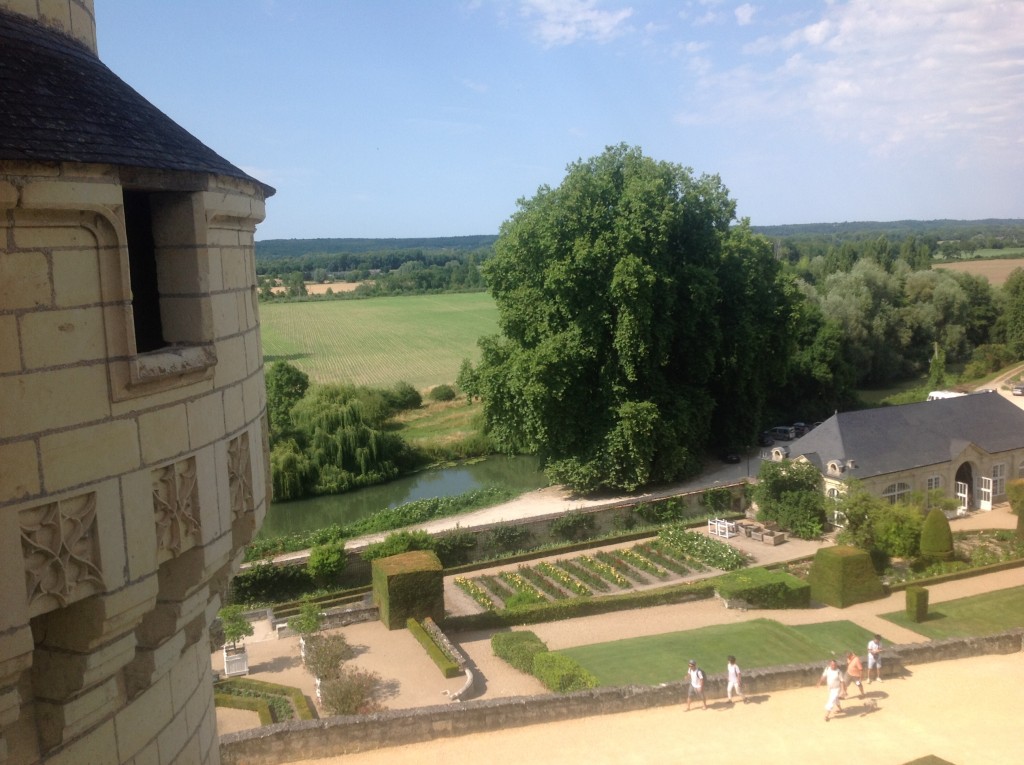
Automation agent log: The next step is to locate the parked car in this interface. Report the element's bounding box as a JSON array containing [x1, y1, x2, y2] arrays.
[[1013, 383, 1024, 396], [793, 422, 809, 437], [768, 425, 796, 441], [719, 452, 741, 464], [757, 432, 775, 447]]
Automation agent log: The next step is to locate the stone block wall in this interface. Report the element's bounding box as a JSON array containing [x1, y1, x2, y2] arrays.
[[0, 162, 269, 764]]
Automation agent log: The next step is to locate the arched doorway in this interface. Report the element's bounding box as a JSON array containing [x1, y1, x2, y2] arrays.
[[954, 462, 974, 511]]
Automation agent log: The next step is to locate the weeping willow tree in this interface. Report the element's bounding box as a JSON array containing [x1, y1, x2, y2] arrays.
[[270, 383, 415, 501]]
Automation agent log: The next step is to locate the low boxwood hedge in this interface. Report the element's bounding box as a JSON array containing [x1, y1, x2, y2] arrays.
[[447, 581, 716, 631], [407, 618, 462, 678], [715, 567, 811, 609]]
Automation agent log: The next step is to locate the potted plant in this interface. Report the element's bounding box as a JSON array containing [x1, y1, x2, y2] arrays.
[[219, 605, 254, 676]]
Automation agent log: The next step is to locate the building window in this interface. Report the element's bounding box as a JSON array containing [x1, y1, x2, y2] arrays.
[[926, 475, 942, 492], [882, 481, 910, 504], [992, 463, 1006, 496], [116, 187, 217, 392], [123, 190, 165, 352]]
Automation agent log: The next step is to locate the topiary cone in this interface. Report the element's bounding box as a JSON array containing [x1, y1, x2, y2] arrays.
[[920, 507, 954, 562]]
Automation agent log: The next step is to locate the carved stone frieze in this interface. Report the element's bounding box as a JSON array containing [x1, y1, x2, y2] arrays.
[[228, 433, 255, 519], [153, 457, 200, 562], [20, 493, 104, 615]]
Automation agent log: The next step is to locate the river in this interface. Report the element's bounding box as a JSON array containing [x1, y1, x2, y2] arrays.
[[258, 455, 546, 538]]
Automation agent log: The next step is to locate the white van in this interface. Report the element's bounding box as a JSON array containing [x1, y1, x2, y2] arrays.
[[768, 425, 796, 441]]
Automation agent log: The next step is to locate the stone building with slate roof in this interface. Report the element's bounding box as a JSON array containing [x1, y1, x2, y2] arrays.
[[783, 392, 1024, 517], [1, 2, 272, 763]]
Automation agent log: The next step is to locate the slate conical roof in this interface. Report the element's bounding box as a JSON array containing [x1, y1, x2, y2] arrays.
[[0, 8, 273, 196]]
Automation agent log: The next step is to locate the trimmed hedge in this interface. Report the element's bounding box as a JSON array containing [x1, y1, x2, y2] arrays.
[[372, 550, 444, 630], [808, 545, 886, 608], [214, 678, 316, 721], [715, 567, 811, 609], [920, 508, 954, 562], [532, 652, 599, 692], [214, 693, 273, 726], [446, 581, 716, 631], [491, 631, 549, 674], [407, 618, 461, 678], [905, 585, 929, 622]]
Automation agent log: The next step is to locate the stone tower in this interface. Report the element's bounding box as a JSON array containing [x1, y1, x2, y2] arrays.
[[0, 2, 272, 763]]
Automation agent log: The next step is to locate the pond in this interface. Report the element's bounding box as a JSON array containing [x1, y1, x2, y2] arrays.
[[258, 455, 546, 539]]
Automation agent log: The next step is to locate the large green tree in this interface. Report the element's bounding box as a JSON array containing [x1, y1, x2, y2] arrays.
[[464, 145, 790, 492]]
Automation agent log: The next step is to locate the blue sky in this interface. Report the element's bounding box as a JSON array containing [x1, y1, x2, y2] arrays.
[[96, 1, 1024, 241]]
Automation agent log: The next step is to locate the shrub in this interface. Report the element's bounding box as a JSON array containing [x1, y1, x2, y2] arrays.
[[634, 498, 688, 524], [808, 545, 885, 608], [427, 384, 457, 402], [872, 503, 924, 558], [1008, 479, 1024, 515], [230, 561, 314, 605], [548, 511, 597, 542], [532, 652, 599, 692], [484, 523, 532, 554], [319, 667, 385, 716], [433, 527, 478, 566], [701, 487, 732, 515], [307, 541, 347, 587], [384, 381, 422, 411], [361, 530, 436, 562], [919, 507, 954, 562], [491, 631, 548, 674], [303, 633, 355, 681], [905, 585, 929, 622]]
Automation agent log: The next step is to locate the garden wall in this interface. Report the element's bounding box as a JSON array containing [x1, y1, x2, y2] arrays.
[[219, 628, 1024, 765], [331, 481, 749, 584]]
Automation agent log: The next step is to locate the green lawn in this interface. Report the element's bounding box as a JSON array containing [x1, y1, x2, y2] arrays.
[[259, 293, 498, 389], [880, 585, 1024, 640], [560, 618, 874, 686]]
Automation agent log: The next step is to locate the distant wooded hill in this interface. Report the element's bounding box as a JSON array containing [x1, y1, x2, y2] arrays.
[[256, 221, 1024, 261], [750, 218, 1024, 241], [256, 235, 498, 260]]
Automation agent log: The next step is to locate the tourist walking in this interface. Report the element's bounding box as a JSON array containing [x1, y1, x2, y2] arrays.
[[686, 659, 707, 710], [726, 655, 745, 704], [867, 634, 883, 683], [844, 651, 865, 697], [818, 658, 845, 721]]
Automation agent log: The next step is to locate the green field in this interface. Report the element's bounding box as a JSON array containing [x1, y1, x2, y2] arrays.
[[259, 293, 498, 389], [561, 618, 873, 686]]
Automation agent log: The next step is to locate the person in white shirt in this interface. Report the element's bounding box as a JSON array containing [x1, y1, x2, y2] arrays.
[[818, 658, 845, 721], [686, 659, 707, 710], [726, 655, 745, 704], [867, 635, 883, 683]]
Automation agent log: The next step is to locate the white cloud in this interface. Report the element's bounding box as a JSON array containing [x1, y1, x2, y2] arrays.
[[518, 0, 633, 47], [684, 0, 1024, 165], [734, 4, 756, 26]]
